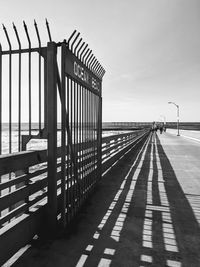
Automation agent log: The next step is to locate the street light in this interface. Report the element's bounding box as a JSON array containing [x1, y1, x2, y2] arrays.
[[168, 102, 180, 136]]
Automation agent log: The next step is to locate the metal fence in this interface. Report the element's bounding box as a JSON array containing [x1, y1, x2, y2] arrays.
[[0, 20, 150, 265], [0, 20, 50, 155], [0, 20, 106, 264]]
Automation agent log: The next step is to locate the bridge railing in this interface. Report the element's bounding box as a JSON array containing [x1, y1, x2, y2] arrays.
[[0, 129, 149, 265]]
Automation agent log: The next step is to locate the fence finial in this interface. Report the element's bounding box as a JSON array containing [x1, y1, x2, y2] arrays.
[[77, 41, 85, 58], [23, 21, 31, 48], [85, 50, 92, 66], [13, 22, 21, 49], [82, 48, 90, 64], [80, 43, 88, 61], [67, 30, 76, 47], [71, 32, 80, 52], [86, 52, 93, 68], [74, 38, 82, 56], [34, 19, 41, 47], [2, 24, 12, 50], [46, 18, 52, 42]]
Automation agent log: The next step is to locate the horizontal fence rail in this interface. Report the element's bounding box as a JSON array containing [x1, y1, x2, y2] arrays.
[[0, 129, 149, 265]]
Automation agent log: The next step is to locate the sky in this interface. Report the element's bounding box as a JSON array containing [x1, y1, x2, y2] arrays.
[[1, 0, 200, 122]]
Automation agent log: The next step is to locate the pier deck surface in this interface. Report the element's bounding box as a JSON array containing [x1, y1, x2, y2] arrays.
[[6, 131, 200, 267]]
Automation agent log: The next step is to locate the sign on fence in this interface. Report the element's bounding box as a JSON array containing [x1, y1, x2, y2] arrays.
[[65, 49, 101, 94]]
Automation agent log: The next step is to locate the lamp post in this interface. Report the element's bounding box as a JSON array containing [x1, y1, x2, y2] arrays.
[[168, 102, 180, 136]]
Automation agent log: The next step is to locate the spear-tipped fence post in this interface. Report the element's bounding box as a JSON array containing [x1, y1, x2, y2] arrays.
[[34, 20, 42, 133], [80, 44, 88, 61], [77, 41, 85, 58], [82, 48, 90, 63], [67, 30, 77, 49], [46, 18, 52, 41], [71, 32, 80, 53], [87, 53, 94, 68], [89, 56, 96, 69], [74, 38, 82, 56], [23, 21, 32, 136], [85, 50, 92, 66], [13, 23, 22, 151], [3, 24, 12, 156], [47, 41, 58, 233]]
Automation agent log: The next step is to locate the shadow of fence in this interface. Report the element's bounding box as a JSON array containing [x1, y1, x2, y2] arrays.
[[11, 133, 200, 267]]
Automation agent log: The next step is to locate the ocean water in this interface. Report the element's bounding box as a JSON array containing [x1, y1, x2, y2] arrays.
[[0, 123, 121, 155], [1, 123, 45, 154]]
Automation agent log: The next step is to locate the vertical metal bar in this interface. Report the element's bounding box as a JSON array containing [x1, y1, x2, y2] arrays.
[[74, 81, 77, 210], [13, 23, 22, 152], [92, 92, 94, 181], [0, 44, 2, 203], [28, 49, 31, 135], [84, 89, 87, 195], [75, 82, 79, 208], [38, 51, 41, 133], [0, 44, 2, 155], [78, 85, 83, 201], [44, 59, 47, 131], [70, 79, 74, 217], [86, 89, 89, 194], [93, 93, 95, 177], [66, 76, 70, 223], [7, 42, 12, 155], [88, 90, 91, 184], [76, 83, 79, 206], [95, 95, 98, 176], [61, 43, 66, 228], [84, 88, 86, 197], [89, 90, 91, 185], [47, 42, 57, 232], [97, 90, 102, 181], [95, 95, 97, 177], [82, 87, 85, 197], [3, 25, 12, 155], [89, 91, 91, 183], [34, 21, 42, 133], [23, 22, 32, 136], [82, 86, 84, 199], [92, 94, 95, 177], [18, 50, 21, 151]]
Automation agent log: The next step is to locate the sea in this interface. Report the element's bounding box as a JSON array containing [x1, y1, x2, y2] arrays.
[[0, 122, 125, 155]]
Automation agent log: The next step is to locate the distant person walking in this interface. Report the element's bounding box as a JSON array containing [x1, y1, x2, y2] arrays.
[[151, 121, 158, 133]]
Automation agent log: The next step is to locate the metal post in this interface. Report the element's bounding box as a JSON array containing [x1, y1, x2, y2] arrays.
[[44, 59, 48, 132], [97, 91, 102, 181], [0, 44, 2, 206], [0, 44, 2, 156], [61, 42, 66, 228], [177, 105, 180, 136], [168, 102, 180, 136], [47, 42, 57, 232]]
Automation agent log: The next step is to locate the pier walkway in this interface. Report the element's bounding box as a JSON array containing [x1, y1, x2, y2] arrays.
[[6, 131, 200, 267]]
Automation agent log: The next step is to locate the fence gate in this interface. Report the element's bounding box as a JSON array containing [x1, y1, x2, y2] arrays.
[[0, 20, 105, 260], [47, 32, 105, 230]]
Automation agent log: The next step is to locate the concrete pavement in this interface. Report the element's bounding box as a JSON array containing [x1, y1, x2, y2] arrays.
[[6, 132, 200, 267]]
